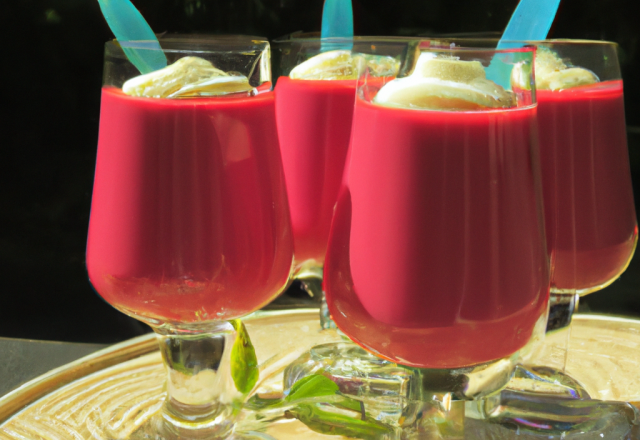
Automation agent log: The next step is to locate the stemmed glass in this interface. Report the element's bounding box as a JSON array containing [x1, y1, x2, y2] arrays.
[[273, 33, 401, 327], [396, 37, 638, 436], [86, 35, 293, 438], [532, 40, 637, 301], [427, 38, 637, 328], [496, 40, 638, 431], [324, 40, 548, 425]]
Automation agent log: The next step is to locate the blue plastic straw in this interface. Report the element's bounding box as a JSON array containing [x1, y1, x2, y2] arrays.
[[97, 0, 167, 74], [486, 0, 561, 88], [321, 0, 353, 51], [498, 0, 562, 49]]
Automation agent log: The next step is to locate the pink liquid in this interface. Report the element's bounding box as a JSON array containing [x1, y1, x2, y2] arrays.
[[275, 77, 356, 265], [86, 88, 293, 324], [537, 80, 637, 292], [325, 99, 549, 368]]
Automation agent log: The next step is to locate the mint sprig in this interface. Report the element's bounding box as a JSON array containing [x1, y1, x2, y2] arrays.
[[230, 319, 259, 394], [248, 374, 397, 439], [286, 403, 395, 439]]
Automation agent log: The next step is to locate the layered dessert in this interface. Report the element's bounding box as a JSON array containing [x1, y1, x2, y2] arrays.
[[275, 50, 398, 266], [325, 54, 549, 368], [87, 57, 293, 323], [535, 48, 637, 293]]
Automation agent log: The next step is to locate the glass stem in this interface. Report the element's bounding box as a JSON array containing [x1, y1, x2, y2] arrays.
[[154, 321, 238, 437], [397, 355, 520, 435], [298, 267, 336, 330], [546, 291, 579, 373], [299, 277, 333, 330], [400, 369, 465, 438], [546, 291, 579, 333]]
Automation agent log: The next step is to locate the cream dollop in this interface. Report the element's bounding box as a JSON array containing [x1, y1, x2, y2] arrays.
[[374, 53, 515, 110], [535, 48, 599, 91], [289, 50, 399, 80], [122, 56, 253, 98]]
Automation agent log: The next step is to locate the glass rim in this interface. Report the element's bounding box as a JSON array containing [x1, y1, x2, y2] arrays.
[[272, 31, 413, 43], [274, 33, 619, 50], [273, 33, 536, 55], [428, 37, 619, 48], [421, 43, 536, 55], [107, 34, 269, 53]]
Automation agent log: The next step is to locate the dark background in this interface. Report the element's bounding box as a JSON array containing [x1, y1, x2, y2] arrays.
[[1, 0, 639, 343]]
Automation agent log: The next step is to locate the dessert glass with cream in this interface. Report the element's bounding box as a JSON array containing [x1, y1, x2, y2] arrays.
[[396, 37, 637, 436], [428, 38, 637, 325], [86, 36, 293, 438], [273, 34, 401, 327], [323, 41, 548, 402], [532, 40, 637, 301]]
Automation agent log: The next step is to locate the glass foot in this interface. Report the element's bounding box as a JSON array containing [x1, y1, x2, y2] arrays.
[[463, 364, 640, 438], [284, 342, 410, 424], [282, 341, 518, 429], [278, 341, 638, 438], [285, 342, 518, 397], [506, 365, 590, 399], [124, 412, 278, 440], [467, 393, 640, 439]]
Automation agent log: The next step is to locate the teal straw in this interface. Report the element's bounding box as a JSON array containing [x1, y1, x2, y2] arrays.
[[321, 0, 354, 51], [486, 0, 561, 88], [97, 0, 167, 74], [498, 0, 562, 49]]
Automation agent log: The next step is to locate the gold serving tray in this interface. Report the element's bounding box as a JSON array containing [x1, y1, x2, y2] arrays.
[[1, 311, 639, 439]]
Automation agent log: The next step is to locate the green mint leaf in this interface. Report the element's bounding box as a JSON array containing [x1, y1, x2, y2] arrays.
[[286, 374, 339, 402], [247, 373, 396, 438], [230, 319, 259, 394], [287, 403, 396, 439], [246, 374, 338, 411], [285, 375, 396, 438]]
